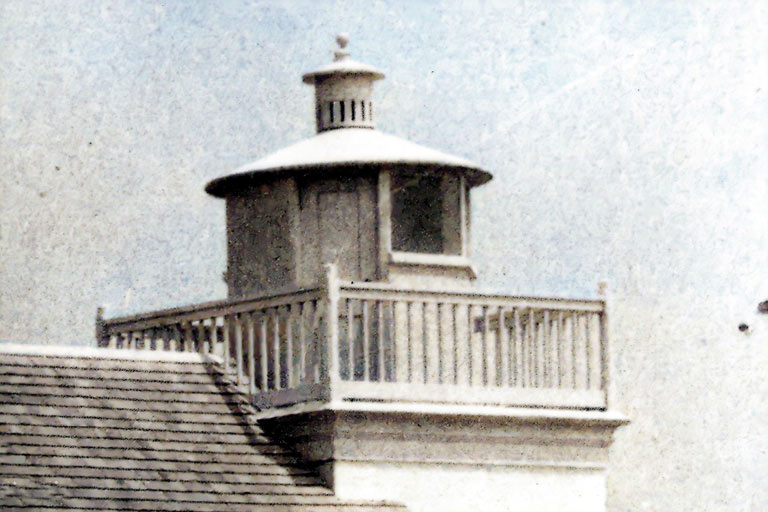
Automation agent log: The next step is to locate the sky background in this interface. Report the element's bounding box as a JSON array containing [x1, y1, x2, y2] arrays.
[[1, 1, 766, 511]]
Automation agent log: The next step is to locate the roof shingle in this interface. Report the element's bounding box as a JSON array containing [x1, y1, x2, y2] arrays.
[[0, 348, 405, 512]]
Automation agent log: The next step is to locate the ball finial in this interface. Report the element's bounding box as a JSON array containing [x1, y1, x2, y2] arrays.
[[334, 33, 350, 61]]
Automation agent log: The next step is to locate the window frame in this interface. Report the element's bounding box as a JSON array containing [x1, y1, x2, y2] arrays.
[[377, 167, 472, 279]]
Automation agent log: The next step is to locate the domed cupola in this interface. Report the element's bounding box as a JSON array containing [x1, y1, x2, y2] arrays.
[[205, 36, 493, 298]]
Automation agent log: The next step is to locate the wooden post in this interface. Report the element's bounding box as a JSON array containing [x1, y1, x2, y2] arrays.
[[377, 169, 392, 281], [95, 307, 106, 347], [223, 315, 231, 374], [499, 307, 510, 387], [599, 309, 610, 408], [324, 264, 341, 397], [247, 313, 256, 395], [235, 314, 244, 387]]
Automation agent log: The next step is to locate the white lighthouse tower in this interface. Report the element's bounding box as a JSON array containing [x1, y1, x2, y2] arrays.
[[101, 35, 627, 512]]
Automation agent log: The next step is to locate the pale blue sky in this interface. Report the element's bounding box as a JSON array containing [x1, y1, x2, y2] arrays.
[[1, 2, 766, 510]]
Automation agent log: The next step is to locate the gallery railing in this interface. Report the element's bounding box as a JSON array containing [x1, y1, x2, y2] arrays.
[[98, 265, 609, 410]]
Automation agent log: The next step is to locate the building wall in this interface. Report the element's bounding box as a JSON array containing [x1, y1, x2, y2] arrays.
[[226, 178, 298, 296], [334, 462, 607, 512], [297, 174, 378, 286]]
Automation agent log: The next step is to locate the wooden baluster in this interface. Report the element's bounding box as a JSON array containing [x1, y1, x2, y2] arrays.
[[542, 310, 550, 387], [581, 313, 591, 390], [222, 315, 231, 374], [377, 301, 386, 382], [556, 311, 564, 388], [573, 313, 587, 389], [519, 311, 527, 387], [159, 328, 169, 352], [539, 312, 547, 387], [424, 301, 439, 385], [588, 312, 602, 390], [229, 314, 240, 386], [181, 323, 192, 352], [527, 309, 535, 387], [299, 302, 307, 384], [483, 306, 495, 386], [259, 315, 269, 390], [393, 300, 409, 383], [311, 299, 324, 383], [172, 325, 179, 352], [470, 305, 483, 387], [362, 300, 371, 382], [563, 311, 576, 389], [409, 302, 424, 384], [454, 303, 470, 386], [439, 302, 454, 385], [513, 308, 522, 387], [208, 317, 217, 357], [599, 310, 609, 400], [345, 299, 355, 381], [272, 309, 281, 389], [499, 307, 510, 387], [285, 305, 294, 388], [247, 313, 256, 395], [168, 326, 178, 352], [195, 321, 205, 353]]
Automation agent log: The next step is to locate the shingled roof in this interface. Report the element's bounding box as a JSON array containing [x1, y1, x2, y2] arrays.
[[0, 345, 406, 512]]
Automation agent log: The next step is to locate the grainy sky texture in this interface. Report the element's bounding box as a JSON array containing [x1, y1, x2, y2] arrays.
[[1, 1, 766, 511]]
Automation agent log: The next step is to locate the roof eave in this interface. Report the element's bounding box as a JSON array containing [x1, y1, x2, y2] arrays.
[[205, 161, 492, 198]]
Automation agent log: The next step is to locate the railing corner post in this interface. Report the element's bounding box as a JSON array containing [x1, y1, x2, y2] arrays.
[[323, 264, 341, 398], [598, 281, 611, 410], [95, 307, 106, 347]]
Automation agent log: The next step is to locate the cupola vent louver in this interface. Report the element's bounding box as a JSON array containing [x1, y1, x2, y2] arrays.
[[302, 34, 384, 132]]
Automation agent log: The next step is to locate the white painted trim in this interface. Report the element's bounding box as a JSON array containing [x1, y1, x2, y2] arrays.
[[388, 252, 478, 279], [329, 401, 628, 425], [244, 395, 627, 425], [332, 456, 608, 471], [0, 343, 222, 364], [389, 251, 475, 270]]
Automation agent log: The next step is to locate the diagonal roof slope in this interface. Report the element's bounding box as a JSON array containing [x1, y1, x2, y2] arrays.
[[0, 345, 406, 512]]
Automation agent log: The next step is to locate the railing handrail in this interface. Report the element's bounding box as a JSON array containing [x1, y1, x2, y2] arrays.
[[102, 286, 324, 335], [95, 266, 609, 411], [338, 280, 605, 312], [100, 281, 604, 336]]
